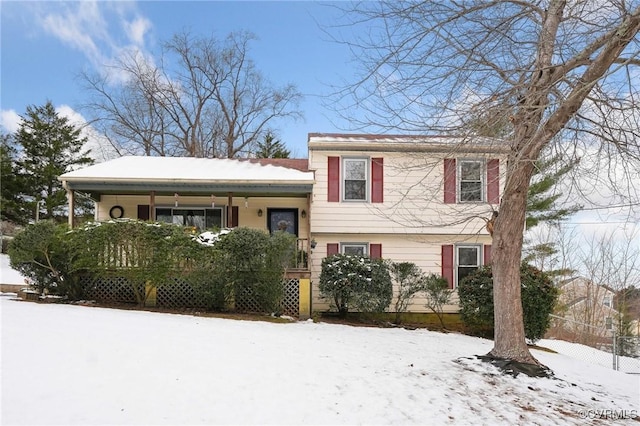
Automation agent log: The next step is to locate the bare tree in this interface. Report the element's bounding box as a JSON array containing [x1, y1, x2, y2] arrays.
[[334, 1, 640, 366], [548, 228, 640, 346], [81, 31, 303, 158]]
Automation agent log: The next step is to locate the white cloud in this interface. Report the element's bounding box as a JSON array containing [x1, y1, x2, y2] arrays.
[[124, 16, 152, 46], [35, 1, 152, 79], [0, 110, 22, 133], [56, 104, 119, 163]]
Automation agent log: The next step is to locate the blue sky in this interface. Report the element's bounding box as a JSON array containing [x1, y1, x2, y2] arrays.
[[1, 0, 357, 157]]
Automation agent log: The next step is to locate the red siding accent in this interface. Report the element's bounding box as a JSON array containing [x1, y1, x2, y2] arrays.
[[328, 156, 340, 202], [137, 205, 150, 221], [371, 157, 384, 203], [227, 206, 239, 227], [484, 244, 492, 265], [369, 243, 382, 259], [444, 159, 456, 203], [442, 245, 454, 289], [487, 159, 500, 204], [327, 243, 339, 256]]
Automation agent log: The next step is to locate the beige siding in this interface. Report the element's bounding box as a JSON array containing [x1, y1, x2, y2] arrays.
[[307, 144, 502, 314], [98, 195, 309, 236], [309, 233, 491, 313], [309, 150, 501, 235]]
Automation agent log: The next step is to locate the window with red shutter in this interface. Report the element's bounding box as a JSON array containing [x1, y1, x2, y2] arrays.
[[486, 159, 500, 204], [327, 243, 339, 256], [328, 157, 340, 202], [441, 245, 454, 288], [483, 244, 492, 265], [369, 243, 382, 259], [444, 159, 456, 203], [371, 158, 384, 203], [137, 205, 150, 221]]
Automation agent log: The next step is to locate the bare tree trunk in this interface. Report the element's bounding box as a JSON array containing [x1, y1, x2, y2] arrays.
[[489, 160, 539, 364]]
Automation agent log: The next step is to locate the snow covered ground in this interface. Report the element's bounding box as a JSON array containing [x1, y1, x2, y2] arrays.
[[1, 295, 638, 425], [0, 254, 27, 285]]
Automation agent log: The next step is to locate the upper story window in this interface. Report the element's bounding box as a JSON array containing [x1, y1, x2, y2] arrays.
[[444, 158, 499, 205], [343, 158, 368, 201], [459, 160, 484, 202], [603, 295, 612, 308], [327, 156, 383, 203], [156, 207, 223, 230]]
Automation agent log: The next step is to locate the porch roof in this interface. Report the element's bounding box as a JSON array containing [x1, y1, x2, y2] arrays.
[[59, 156, 314, 197]]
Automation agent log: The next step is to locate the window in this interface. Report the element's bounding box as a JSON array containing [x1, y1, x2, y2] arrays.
[[341, 243, 368, 256], [456, 245, 481, 284], [343, 158, 368, 201], [459, 160, 484, 202], [603, 296, 612, 308], [156, 207, 224, 230]]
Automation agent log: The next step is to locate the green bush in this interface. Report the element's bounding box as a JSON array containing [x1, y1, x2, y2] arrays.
[[457, 263, 558, 342], [423, 273, 453, 329], [390, 261, 426, 323], [8, 220, 85, 299], [69, 219, 201, 306], [215, 228, 295, 314], [319, 254, 392, 316]]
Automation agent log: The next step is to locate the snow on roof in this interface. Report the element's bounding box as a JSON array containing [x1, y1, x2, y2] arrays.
[[59, 156, 314, 183], [307, 133, 509, 153]]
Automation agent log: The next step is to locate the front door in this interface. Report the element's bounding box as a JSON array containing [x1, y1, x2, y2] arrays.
[[267, 208, 298, 236]]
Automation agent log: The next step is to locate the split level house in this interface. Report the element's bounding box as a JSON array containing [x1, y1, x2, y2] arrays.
[[58, 133, 506, 316]]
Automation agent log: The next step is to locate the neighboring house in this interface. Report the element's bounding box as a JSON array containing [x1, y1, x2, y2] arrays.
[[550, 277, 619, 345], [58, 134, 506, 315]]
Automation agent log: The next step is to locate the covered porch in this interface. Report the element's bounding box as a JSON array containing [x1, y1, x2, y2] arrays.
[[58, 156, 315, 316]]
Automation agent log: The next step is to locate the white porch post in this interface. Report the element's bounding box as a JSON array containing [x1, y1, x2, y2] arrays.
[[65, 183, 75, 228]]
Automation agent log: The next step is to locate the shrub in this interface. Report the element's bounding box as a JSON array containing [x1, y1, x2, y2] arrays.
[[319, 254, 392, 316], [8, 220, 85, 299], [68, 219, 200, 306], [457, 263, 558, 342], [423, 274, 453, 329], [215, 228, 295, 314], [390, 261, 426, 323]]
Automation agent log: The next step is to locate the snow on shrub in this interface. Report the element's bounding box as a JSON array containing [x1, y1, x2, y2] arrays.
[[194, 228, 233, 246], [319, 253, 392, 316]]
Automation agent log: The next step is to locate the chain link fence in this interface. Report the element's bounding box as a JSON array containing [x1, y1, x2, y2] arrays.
[[542, 314, 640, 374]]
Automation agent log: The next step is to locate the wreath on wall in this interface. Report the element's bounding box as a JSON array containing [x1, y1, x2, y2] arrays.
[[109, 205, 124, 219]]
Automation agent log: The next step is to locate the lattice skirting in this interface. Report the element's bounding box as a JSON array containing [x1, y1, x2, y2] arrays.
[[81, 275, 300, 317]]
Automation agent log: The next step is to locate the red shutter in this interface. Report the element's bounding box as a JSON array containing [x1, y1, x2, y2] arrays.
[[442, 245, 454, 289], [227, 206, 239, 227], [370, 243, 382, 259], [328, 156, 340, 202], [444, 159, 456, 204], [487, 159, 500, 204], [371, 157, 384, 203], [137, 205, 150, 221], [484, 244, 492, 266], [327, 243, 339, 256]]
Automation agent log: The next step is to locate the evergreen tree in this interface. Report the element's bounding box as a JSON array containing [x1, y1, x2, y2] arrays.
[[254, 132, 290, 158], [526, 155, 581, 229], [1, 133, 29, 225], [13, 101, 94, 222]]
